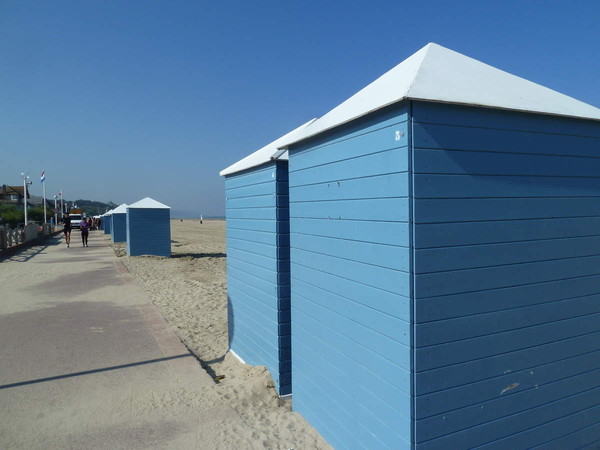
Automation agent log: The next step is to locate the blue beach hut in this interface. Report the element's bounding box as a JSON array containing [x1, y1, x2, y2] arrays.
[[103, 210, 113, 235], [126, 197, 171, 257], [280, 43, 600, 449], [110, 203, 127, 243], [220, 119, 316, 396]]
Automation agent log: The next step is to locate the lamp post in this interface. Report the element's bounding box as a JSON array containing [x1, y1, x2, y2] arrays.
[[20, 173, 32, 226], [53, 195, 58, 227]]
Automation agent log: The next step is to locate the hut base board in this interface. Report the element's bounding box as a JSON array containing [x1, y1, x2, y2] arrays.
[[229, 349, 246, 365]]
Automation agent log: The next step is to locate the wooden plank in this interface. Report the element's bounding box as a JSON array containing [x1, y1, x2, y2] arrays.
[[416, 273, 600, 322], [293, 370, 409, 449], [226, 194, 276, 209], [414, 197, 600, 223], [226, 227, 279, 246], [414, 173, 600, 198], [417, 311, 600, 371], [416, 331, 600, 395], [290, 172, 408, 202], [227, 266, 278, 298], [227, 272, 278, 310], [227, 247, 278, 272], [416, 349, 600, 419], [293, 320, 411, 402], [293, 378, 371, 450], [293, 395, 352, 450], [293, 277, 409, 342], [417, 368, 600, 442], [412, 101, 600, 137], [414, 217, 600, 248], [291, 217, 409, 247], [509, 413, 600, 450], [290, 147, 408, 188], [417, 386, 600, 449], [226, 218, 278, 233], [291, 232, 409, 272], [291, 197, 409, 222], [225, 181, 280, 199], [290, 145, 408, 185], [416, 293, 600, 347], [293, 307, 411, 377], [413, 123, 600, 158], [292, 247, 410, 296], [290, 102, 410, 157], [227, 236, 278, 259], [415, 254, 600, 298], [415, 235, 600, 273], [291, 263, 410, 319], [226, 206, 278, 221], [224, 164, 276, 189], [294, 290, 409, 360], [293, 346, 411, 443], [414, 147, 600, 176], [228, 253, 280, 283]]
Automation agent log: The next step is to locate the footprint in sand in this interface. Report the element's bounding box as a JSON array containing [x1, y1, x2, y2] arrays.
[[89, 327, 104, 333]]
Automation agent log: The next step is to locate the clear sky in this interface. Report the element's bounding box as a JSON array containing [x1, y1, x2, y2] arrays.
[[1, 0, 599, 217]]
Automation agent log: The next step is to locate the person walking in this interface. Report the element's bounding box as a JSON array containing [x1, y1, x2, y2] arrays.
[[61, 213, 72, 248], [80, 217, 90, 247]]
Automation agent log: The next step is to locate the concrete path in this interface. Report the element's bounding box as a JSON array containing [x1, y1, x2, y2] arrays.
[[0, 231, 238, 449]]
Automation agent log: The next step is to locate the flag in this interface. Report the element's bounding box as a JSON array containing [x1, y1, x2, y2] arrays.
[[40, 171, 45, 183], [59, 191, 62, 197]]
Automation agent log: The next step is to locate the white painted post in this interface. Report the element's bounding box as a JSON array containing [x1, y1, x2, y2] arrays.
[[42, 174, 47, 224]]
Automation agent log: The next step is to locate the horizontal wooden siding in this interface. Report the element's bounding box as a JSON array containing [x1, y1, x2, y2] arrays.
[[126, 209, 170, 257], [225, 161, 292, 395], [111, 213, 126, 243], [288, 103, 413, 449], [411, 101, 600, 448]]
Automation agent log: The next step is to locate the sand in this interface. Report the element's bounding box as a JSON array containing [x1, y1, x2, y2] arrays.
[[116, 219, 331, 449]]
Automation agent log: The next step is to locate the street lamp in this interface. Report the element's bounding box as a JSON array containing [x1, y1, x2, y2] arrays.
[[53, 195, 58, 227], [20, 173, 32, 226]]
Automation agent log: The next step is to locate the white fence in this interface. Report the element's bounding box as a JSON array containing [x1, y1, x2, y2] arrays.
[[0, 224, 55, 250]]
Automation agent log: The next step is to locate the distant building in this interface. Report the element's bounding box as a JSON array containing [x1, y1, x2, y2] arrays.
[[28, 195, 53, 209], [0, 185, 29, 206]]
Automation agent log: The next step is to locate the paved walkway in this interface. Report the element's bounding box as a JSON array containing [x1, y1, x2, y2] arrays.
[[0, 231, 237, 449]]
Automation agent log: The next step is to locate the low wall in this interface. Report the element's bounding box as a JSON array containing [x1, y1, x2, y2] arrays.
[[0, 224, 59, 252]]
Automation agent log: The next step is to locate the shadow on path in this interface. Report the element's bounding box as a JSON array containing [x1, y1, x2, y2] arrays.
[[0, 236, 62, 263], [0, 354, 192, 390]]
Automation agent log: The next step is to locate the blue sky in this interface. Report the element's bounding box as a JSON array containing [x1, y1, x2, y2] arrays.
[[1, 1, 598, 217]]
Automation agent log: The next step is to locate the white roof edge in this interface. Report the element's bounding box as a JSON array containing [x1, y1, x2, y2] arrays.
[[282, 42, 600, 147], [111, 203, 128, 214], [219, 118, 317, 176], [127, 197, 171, 209]]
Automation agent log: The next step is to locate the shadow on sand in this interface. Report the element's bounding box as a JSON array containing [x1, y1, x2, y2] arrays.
[[171, 252, 226, 259]]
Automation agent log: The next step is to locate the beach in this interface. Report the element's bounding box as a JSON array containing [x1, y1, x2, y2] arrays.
[[116, 219, 331, 449]]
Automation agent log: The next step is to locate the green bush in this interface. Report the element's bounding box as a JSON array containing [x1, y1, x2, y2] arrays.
[[28, 206, 50, 223], [0, 205, 24, 227]]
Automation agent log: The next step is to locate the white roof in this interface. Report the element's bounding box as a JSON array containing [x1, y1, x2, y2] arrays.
[[220, 118, 317, 176], [284, 43, 600, 146], [104, 209, 114, 216], [127, 197, 170, 209], [111, 203, 128, 214]]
